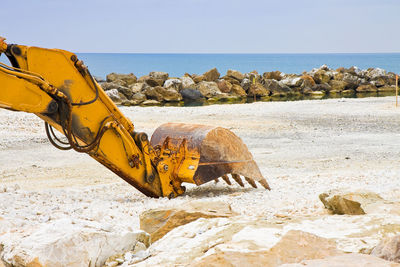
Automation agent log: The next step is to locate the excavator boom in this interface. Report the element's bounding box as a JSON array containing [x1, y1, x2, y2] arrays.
[[0, 38, 269, 198]]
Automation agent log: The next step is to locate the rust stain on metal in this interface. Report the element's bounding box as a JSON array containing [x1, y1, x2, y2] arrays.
[[150, 123, 267, 187]]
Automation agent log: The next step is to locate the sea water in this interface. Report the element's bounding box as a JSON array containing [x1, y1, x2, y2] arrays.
[[75, 53, 400, 79]]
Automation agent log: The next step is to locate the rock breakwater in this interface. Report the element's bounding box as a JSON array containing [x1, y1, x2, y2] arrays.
[[98, 65, 398, 106]]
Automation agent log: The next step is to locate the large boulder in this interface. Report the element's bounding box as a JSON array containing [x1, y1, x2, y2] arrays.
[[366, 68, 387, 80], [301, 75, 316, 88], [106, 73, 137, 87], [139, 201, 236, 243], [217, 79, 233, 93], [263, 71, 283, 81], [230, 84, 247, 97], [196, 81, 222, 98], [180, 88, 205, 101], [226, 70, 245, 82], [149, 71, 169, 86], [129, 82, 147, 94], [181, 76, 195, 89], [164, 79, 183, 92], [342, 73, 361, 89], [263, 79, 291, 96], [130, 92, 147, 104], [105, 89, 126, 103], [222, 76, 241, 85], [319, 190, 384, 215], [203, 68, 220, 82], [241, 78, 252, 92], [247, 83, 270, 97], [0, 218, 148, 267], [192, 74, 205, 83], [138, 75, 160, 87], [313, 70, 331, 84], [329, 80, 347, 92], [144, 86, 182, 102], [280, 76, 303, 87]]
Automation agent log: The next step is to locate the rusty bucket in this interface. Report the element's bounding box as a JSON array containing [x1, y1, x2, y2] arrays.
[[150, 123, 270, 190]]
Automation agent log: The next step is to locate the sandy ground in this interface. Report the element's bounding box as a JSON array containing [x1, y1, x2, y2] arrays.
[[1, 96, 400, 242]]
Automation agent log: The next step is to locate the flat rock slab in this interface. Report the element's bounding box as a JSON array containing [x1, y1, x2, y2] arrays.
[[140, 201, 237, 243], [193, 230, 342, 267], [281, 254, 400, 267], [0, 218, 149, 267]]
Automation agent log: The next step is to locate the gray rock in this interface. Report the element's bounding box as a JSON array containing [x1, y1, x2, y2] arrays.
[[241, 78, 252, 91], [263, 79, 291, 95], [280, 76, 303, 87], [164, 79, 183, 92], [342, 73, 361, 89], [366, 68, 387, 80], [180, 89, 205, 101]]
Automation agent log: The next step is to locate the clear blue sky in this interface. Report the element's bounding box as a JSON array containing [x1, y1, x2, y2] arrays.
[[2, 0, 399, 53]]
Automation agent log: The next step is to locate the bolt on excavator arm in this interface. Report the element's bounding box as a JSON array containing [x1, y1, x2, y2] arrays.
[[0, 38, 270, 198]]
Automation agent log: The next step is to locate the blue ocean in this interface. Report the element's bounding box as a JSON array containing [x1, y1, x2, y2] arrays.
[[75, 53, 400, 79]]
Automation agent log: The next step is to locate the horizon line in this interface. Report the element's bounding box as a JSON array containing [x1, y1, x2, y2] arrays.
[[75, 52, 400, 55]]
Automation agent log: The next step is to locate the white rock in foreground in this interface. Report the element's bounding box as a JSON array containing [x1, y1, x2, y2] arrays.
[[0, 218, 148, 267]]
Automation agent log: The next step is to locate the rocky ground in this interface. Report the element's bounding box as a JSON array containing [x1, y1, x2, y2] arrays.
[[100, 65, 398, 106], [0, 96, 400, 266]]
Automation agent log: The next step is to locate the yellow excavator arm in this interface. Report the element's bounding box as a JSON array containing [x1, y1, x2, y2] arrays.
[[0, 37, 269, 198]]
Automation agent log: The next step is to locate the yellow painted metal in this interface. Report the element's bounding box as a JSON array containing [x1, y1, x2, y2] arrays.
[[0, 38, 269, 198], [0, 68, 54, 113]]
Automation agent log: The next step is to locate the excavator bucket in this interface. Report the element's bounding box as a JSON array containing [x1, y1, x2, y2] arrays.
[[150, 123, 270, 190]]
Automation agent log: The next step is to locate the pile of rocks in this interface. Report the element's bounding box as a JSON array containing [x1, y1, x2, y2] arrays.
[[98, 65, 398, 106]]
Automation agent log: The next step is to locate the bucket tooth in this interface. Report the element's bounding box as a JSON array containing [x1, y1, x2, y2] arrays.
[[231, 174, 244, 187], [259, 178, 271, 190], [221, 175, 232, 185], [245, 177, 257, 188]]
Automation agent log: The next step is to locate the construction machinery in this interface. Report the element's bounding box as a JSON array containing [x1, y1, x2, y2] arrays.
[[0, 38, 270, 198]]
